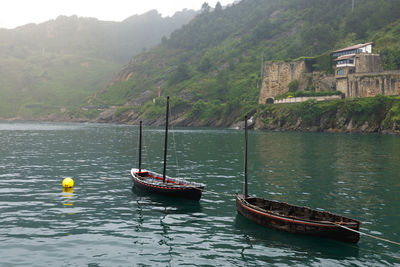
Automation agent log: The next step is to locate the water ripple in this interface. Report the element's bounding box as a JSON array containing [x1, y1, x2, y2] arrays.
[[0, 122, 399, 265]]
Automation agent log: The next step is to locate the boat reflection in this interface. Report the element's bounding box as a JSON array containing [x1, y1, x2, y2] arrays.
[[234, 214, 359, 260], [132, 186, 202, 214]]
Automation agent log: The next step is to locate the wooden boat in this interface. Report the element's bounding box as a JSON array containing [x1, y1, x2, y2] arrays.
[[235, 116, 361, 243], [131, 169, 205, 201], [131, 96, 205, 201]]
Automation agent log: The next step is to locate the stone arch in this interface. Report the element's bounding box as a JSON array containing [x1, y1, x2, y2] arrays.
[[266, 98, 274, 104]]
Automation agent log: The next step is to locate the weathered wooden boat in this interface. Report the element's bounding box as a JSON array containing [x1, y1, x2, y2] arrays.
[[235, 116, 361, 243], [131, 168, 205, 201], [131, 96, 205, 201]]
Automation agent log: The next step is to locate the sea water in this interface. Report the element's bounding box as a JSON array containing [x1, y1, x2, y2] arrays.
[[0, 121, 399, 266]]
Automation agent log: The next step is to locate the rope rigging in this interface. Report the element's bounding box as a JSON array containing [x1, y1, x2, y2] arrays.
[[203, 188, 400, 247], [168, 103, 181, 179], [133, 98, 182, 179], [335, 223, 400, 246]]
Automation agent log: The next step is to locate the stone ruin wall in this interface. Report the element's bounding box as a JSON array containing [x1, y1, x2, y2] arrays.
[[355, 54, 383, 73], [302, 72, 336, 92], [258, 61, 305, 104], [259, 56, 400, 104], [258, 61, 336, 104], [337, 71, 400, 98]]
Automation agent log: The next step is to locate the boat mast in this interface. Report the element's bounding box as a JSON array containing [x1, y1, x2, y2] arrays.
[[163, 96, 170, 182], [138, 120, 142, 172], [244, 115, 248, 198]]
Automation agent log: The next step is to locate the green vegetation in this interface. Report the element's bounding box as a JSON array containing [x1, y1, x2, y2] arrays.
[[384, 96, 400, 128], [368, 13, 400, 70], [2, 0, 400, 125], [381, 47, 400, 70], [258, 95, 400, 131], [288, 80, 300, 93], [91, 0, 400, 125], [0, 10, 197, 118], [303, 53, 334, 73], [259, 99, 337, 127]]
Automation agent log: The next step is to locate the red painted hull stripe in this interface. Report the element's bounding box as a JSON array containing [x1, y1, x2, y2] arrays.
[[136, 171, 186, 185], [146, 174, 182, 185]]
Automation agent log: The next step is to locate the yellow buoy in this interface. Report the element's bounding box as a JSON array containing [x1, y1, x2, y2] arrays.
[[62, 177, 74, 188]]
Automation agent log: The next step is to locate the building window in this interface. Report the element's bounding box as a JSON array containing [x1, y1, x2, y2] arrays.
[[336, 59, 355, 66], [337, 69, 345, 75]]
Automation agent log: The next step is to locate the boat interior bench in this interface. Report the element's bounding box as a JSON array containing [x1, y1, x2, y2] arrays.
[[137, 172, 149, 177]]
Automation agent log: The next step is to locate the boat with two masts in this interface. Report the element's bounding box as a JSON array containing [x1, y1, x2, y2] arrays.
[[131, 96, 205, 201]]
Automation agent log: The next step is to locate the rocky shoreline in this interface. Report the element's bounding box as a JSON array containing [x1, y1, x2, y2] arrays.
[[255, 105, 400, 135], [2, 104, 399, 135]]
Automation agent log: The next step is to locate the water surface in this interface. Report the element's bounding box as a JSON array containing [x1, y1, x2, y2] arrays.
[[0, 121, 399, 266]]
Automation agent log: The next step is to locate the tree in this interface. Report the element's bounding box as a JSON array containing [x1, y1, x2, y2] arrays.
[[215, 2, 222, 13], [252, 19, 274, 41], [201, 2, 211, 13], [198, 56, 212, 73], [381, 47, 400, 70], [169, 63, 191, 84], [301, 23, 336, 55]]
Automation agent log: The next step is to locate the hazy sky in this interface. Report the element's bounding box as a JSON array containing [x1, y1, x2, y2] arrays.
[[0, 0, 236, 29]]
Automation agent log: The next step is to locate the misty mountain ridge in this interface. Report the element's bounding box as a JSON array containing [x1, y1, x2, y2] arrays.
[[0, 9, 197, 118], [1, 0, 400, 124], [0, 9, 198, 63]]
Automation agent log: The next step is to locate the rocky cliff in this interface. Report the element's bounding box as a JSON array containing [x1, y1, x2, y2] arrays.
[[255, 96, 400, 134]]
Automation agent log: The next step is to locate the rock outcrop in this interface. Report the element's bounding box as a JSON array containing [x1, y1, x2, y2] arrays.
[[255, 97, 400, 134]]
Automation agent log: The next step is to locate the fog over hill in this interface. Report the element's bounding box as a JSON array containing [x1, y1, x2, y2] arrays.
[[0, 9, 197, 118]]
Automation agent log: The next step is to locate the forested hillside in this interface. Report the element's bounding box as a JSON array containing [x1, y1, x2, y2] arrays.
[[0, 9, 197, 118], [90, 0, 400, 127]]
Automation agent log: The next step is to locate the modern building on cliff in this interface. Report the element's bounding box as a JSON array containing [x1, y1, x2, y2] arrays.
[[331, 42, 373, 58], [332, 42, 380, 76], [258, 42, 400, 104], [332, 42, 400, 98]]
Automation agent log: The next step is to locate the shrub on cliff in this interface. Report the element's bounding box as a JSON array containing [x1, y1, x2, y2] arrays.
[[340, 95, 389, 126], [288, 80, 299, 92], [381, 46, 400, 70], [297, 100, 321, 125], [383, 96, 400, 129], [256, 95, 400, 133]]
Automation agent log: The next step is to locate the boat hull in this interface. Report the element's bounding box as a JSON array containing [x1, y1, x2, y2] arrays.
[[236, 194, 360, 243], [131, 169, 204, 201]]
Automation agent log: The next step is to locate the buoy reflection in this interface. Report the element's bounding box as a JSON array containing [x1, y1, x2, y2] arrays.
[[62, 187, 74, 207]]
